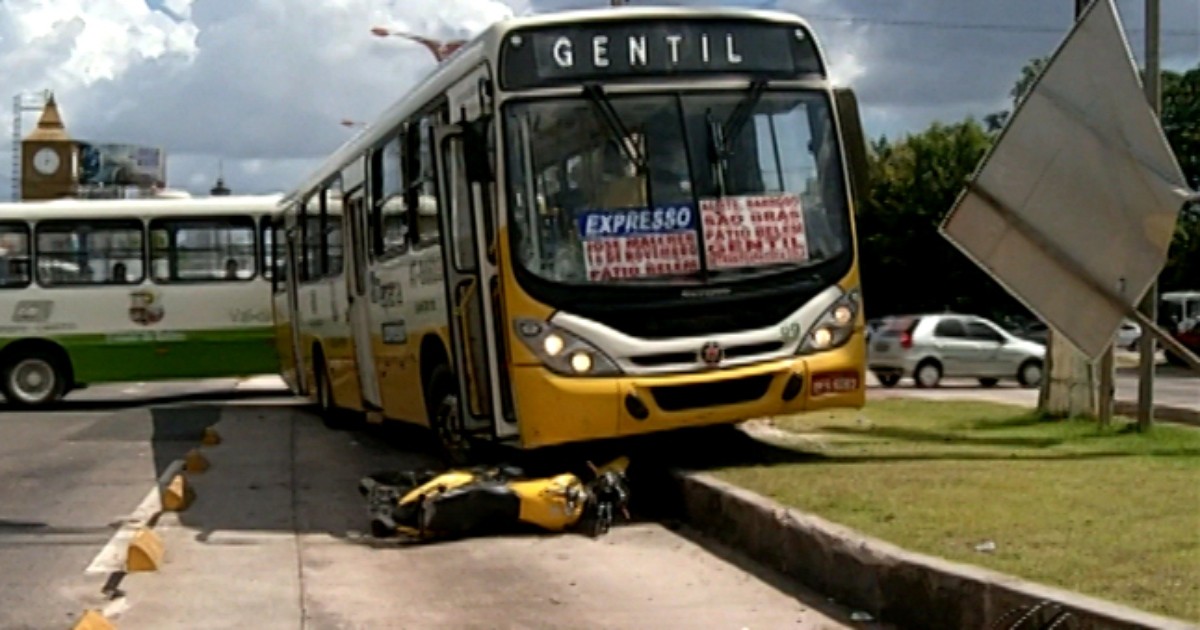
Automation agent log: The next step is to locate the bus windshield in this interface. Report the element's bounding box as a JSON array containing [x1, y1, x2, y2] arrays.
[[504, 89, 851, 286]]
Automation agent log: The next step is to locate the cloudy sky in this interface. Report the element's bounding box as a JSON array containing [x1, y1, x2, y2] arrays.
[[1, 0, 1197, 199]]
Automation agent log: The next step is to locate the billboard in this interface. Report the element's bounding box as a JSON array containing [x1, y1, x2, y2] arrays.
[[75, 142, 166, 187], [938, 0, 1192, 360]]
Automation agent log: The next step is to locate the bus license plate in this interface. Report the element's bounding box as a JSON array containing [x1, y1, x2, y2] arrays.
[[811, 372, 860, 396]]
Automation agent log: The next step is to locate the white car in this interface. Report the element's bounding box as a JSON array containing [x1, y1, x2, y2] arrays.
[[868, 313, 1046, 388], [1116, 319, 1141, 349]]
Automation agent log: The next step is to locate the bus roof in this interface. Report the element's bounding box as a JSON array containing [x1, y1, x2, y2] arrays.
[[0, 194, 284, 221], [280, 5, 818, 207]]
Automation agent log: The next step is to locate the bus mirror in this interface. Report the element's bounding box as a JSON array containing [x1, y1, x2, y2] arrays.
[[463, 117, 493, 184], [833, 87, 870, 214]]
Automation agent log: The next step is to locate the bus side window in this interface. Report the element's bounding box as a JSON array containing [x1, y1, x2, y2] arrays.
[[371, 135, 409, 259], [149, 216, 256, 283], [302, 194, 323, 281], [36, 219, 145, 287], [0, 222, 32, 289], [260, 217, 274, 282], [270, 221, 289, 294], [322, 180, 345, 277], [406, 114, 440, 247]]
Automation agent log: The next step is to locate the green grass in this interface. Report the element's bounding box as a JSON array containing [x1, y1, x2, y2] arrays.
[[712, 400, 1200, 621]]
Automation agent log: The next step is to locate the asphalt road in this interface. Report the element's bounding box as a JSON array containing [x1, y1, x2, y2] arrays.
[[1, 380, 882, 630], [0, 380, 277, 630], [866, 364, 1197, 412]]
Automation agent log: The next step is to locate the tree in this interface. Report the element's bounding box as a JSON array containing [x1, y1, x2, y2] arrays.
[[1159, 65, 1200, 293], [858, 119, 1026, 321], [985, 57, 1048, 132]]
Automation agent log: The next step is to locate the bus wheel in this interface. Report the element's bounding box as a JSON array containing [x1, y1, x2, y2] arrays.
[[3, 351, 66, 408], [425, 364, 472, 466], [314, 357, 351, 430]]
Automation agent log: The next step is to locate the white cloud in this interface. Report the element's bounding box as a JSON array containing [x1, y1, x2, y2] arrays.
[[0, 0, 1195, 199], [0, 0, 519, 198]]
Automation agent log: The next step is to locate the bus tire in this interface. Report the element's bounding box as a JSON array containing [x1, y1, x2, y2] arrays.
[[424, 363, 472, 466], [313, 350, 348, 430], [2, 348, 68, 408]]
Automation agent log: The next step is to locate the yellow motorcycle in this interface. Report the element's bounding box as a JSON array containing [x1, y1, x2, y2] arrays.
[[359, 456, 631, 542]]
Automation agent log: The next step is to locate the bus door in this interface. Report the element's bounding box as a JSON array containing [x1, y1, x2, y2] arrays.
[[434, 119, 516, 439], [344, 186, 383, 409], [285, 227, 308, 394]]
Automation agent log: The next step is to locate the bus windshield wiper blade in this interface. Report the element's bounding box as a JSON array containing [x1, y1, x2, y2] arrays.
[[583, 83, 646, 173], [719, 79, 768, 157]]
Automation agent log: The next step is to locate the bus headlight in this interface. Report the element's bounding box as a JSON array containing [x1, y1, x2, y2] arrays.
[[514, 318, 621, 377], [799, 289, 861, 354], [569, 351, 593, 374]]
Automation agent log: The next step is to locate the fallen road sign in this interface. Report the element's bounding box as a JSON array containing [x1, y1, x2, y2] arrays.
[[939, 0, 1195, 362]]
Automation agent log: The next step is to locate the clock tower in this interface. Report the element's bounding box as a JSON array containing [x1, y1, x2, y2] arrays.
[[20, 94, 79, 201]]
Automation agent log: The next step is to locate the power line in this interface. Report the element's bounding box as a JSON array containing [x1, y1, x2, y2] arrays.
[[798, 13, 1198, 38]]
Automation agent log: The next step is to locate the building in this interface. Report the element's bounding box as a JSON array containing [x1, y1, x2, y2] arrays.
[[19, 94, 79, 201], [18, 94, 170, 200]]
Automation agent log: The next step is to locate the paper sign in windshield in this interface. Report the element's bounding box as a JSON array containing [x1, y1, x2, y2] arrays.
[[576, 205, 700, 281], [701, 194, 808, 269]]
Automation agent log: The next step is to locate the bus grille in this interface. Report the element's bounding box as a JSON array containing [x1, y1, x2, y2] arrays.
[[630, 341, 784, 368], [649, 374, 773, 412], [586, 292, 807, 339]]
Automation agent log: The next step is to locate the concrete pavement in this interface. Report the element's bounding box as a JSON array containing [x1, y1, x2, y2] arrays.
[[23, 387, 878, 630], [0, 382, 291, 630]]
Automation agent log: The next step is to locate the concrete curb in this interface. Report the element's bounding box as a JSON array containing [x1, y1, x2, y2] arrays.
[[669, 470, 1199, 630], [1113, 401, 1199, 427], [76, 427, 214, 627]]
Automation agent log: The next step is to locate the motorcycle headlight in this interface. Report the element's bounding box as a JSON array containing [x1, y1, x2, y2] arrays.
[[799, 288, 861, 354], [514, 318, 622, 377]]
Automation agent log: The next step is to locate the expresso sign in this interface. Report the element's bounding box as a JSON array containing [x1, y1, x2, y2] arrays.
[[499, 19, 824, 90]]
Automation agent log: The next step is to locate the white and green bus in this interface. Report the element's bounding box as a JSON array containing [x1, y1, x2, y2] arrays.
[[0, 193, 284, 407]]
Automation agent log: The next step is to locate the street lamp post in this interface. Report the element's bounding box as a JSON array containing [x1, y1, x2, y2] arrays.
[[369, 27, 466, 62]]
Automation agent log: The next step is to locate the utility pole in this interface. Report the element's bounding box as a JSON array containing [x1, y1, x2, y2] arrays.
[[10, 90, 51, 201], [1137, 0, 1161, 432], [1088, 0, 1113, 427], [1098, 339, 1114, 427], [1039, 0, 1102, 421]]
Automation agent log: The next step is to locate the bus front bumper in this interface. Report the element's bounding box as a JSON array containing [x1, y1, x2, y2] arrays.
[[510, 349, 866, 450]]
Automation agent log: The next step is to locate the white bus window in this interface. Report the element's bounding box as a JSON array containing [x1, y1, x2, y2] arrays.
[[327, 220, 344, 276], [323, 182, 345, 278], [407, 116, 440, 246], [36, 219, 145, 287], [0, 223, 32, 289], [261, 219, 275, 281], [382, 198, 409, 255], [371, 137, 409, 258], [304, 214, 323, 280], [149, 217, 256, 283]]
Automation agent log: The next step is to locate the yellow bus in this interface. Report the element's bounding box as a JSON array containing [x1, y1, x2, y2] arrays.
[[272, 6, 871, 461]]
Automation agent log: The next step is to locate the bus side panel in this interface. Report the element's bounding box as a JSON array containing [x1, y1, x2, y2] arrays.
[[272, 285, 300, 393], [323, 276, 362, 412], [0, 282, 278, 385], [296, 281, 332, 404], [373, 248, 450, 426]]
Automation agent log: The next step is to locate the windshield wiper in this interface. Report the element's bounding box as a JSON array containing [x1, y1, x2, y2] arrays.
[[721, 79, 769, 150], [582, 83, 647, 174], [707, 79, 769, 196]]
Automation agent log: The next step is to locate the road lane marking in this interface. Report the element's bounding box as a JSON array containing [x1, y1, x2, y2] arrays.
[[85, 459, 185, 575], [84, 486, 162, 575]]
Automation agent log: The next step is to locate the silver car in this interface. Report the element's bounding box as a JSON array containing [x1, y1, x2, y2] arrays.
[[868, 313, 1046, 388]]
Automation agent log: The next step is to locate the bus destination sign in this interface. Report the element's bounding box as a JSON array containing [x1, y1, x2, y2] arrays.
[[500, 19, 824, 90]]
